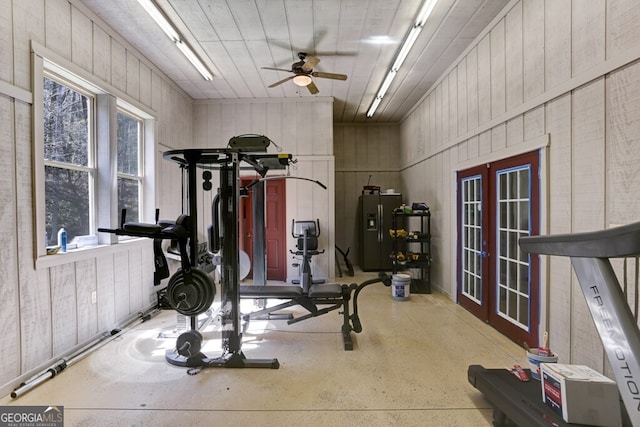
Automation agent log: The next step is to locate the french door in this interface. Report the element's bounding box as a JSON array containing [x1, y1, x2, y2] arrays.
[[457, 150, 540, 347]]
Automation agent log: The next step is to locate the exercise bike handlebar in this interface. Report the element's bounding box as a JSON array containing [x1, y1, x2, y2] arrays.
[[291, 219, 320, 238]]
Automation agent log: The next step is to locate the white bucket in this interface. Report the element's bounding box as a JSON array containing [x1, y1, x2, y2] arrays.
[[526, 348, 558, 380], [392, 274, 411, 301]]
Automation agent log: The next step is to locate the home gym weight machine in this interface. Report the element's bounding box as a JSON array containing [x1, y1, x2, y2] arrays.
[[161, 145, 291, 368], [100, 141, 290, 368], [101, 136, 390, 370]]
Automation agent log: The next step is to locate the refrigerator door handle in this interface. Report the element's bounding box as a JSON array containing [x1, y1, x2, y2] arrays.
[[378, 204, 383, 242]]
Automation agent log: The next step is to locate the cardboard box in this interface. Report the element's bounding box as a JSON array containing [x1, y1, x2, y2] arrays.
[[540, 363, 621, 426]]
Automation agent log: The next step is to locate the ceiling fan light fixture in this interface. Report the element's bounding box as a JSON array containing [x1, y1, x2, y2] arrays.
[[293, 75, 312, 87]]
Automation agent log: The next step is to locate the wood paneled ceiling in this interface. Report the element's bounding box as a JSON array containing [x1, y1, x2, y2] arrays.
[[80, 0, 509, 123]]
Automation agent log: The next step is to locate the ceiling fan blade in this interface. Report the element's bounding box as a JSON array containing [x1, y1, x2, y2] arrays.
[[268, 75, 296, 88], [306, 80, 319, 94], [261, 66, 293, 73], [312, 71, 348, 81], [302, 56, 320, 72]]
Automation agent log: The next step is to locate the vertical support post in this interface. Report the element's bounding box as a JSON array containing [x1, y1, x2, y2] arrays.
[[252, 180, 267, 286], [183, 150, 201, 267], [182, 151, 201, 333], [220, 154, 242, 353]]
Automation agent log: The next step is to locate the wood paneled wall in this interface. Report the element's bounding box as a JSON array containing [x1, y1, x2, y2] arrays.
[[334, 124, 402, 266], [399, 0, 640, 374], [192, 98, 336, 281], [0, 0, 191, 395]]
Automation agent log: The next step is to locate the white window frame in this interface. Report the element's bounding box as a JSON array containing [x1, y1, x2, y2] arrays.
[[116, 108, 145, 238], [42, 72, 98, 249], [32, 42, 156, 268]]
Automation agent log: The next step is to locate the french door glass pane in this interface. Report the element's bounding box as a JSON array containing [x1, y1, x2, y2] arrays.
[[461, 175, 482, 303], [495, 166, 531, 330]]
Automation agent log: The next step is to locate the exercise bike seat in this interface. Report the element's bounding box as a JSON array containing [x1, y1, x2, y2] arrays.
[[520, 221, 640, 258], [292, 249, 322, 256]]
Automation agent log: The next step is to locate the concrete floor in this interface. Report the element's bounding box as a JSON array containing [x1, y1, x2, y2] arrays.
[[2, 272, 527, 426]]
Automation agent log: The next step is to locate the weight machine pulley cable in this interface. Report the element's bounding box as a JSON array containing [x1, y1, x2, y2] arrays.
[[11, 308, 161, 399], [244, 175, 327, 190]]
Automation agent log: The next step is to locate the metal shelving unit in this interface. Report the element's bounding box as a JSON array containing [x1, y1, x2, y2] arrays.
[[391, 209, 431, 294]]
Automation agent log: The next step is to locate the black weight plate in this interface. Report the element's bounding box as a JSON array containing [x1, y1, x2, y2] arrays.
[[180, 269, 215, 314], [167, 271, 200, 315], [188, 268, 216, 315], [175, 330, 203, 358], [167, 268, 215, 316]]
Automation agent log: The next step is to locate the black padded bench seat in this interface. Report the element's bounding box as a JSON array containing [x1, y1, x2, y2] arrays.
[[308, 284, 343, 298], [240, 285, 303, 298], [239, 284, 344, 299]]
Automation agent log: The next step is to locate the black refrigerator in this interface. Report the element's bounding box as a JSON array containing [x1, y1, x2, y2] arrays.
[[359, 193, 402, 271]]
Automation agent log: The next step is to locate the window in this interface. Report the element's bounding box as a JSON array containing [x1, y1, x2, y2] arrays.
[[117, 111, 143, 224], [33, 48, 156, 264], [43, 76, 95, 247]]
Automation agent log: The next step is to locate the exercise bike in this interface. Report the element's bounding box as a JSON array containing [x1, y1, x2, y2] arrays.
[[290, 219, 325, 291]]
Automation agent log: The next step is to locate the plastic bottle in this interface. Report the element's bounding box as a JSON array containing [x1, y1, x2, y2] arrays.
[[57, 228, 67, 253]]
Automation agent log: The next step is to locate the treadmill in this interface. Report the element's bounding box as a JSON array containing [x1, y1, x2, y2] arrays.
[[468, 222, 640, 426]]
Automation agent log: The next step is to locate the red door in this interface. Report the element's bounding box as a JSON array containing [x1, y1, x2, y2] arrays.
[[457, 150, 540, 347], [240, 177, 287, 281]]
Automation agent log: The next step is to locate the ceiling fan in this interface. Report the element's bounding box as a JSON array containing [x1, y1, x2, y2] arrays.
[[261, 52, 348, 94]]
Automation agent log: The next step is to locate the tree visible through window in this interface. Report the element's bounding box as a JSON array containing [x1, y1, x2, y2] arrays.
[[117, 111, 142, 224], [43, 77, 93, 246]]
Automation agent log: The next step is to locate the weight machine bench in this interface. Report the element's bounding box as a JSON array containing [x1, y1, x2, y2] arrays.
[[240, 282, 360, 350], [468, 222, 640, 426]]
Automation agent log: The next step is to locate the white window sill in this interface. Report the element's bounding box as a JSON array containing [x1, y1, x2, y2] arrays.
[[35, 238, 150, 269]]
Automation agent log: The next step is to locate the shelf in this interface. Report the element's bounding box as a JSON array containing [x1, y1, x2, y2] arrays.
[[392, 210, 430, 217], [400, 237, 430, 243], [391, 210, 431, 294]]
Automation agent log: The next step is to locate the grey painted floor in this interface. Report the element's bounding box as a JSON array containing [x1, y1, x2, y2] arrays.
[[2, 272, 527, 426]]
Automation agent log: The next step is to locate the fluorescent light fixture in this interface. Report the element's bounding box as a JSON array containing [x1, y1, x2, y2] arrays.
[[378, 71, 397, 99], [392, 26, 421, 71], [176, 41, 213, 81], [137, 0, 213, 81], [366, 0, 438, 118], [367, 97, 382, 118], [137, 0, 180, 42], [416, 0, 438, 26], [292, 75, 312, 87]]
